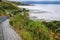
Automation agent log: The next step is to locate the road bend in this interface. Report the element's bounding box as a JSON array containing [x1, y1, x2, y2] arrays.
[[0, 19, 22, 40]]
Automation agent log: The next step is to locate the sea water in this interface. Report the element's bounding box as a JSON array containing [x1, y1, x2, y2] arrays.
[[29, 4, 60, 21], [18, 1, 60, 21]]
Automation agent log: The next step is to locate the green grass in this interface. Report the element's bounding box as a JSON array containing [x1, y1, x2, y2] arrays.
[[9, 13, 51, 40], [42, 21, 60, 40], [0, 2, 20, 16]]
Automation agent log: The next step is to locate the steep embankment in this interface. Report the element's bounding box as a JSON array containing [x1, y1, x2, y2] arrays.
[[0, 2, 20, 16]]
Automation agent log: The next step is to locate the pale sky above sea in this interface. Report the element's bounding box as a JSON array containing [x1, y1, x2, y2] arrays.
[[8, 0, 60, 1]]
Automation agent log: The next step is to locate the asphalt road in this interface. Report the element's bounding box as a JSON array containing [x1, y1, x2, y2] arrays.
[[0, 19, 22, 40], [0, 24, 4, 40]]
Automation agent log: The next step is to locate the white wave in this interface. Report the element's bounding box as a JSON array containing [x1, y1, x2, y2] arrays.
[[18, 5, 60, 21]]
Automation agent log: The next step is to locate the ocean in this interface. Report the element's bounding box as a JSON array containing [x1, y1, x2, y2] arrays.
[[22, 1, 60, 4], [18, 1, 60, 21]]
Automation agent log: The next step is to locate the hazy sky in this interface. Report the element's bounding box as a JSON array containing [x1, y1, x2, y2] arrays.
[[8, 0, 60, 1]]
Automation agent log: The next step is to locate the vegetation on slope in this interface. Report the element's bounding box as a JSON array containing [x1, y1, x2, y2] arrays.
[[9, 10, 51, 40], [0, 2, 21, 16], [43, 21, 60, 40]]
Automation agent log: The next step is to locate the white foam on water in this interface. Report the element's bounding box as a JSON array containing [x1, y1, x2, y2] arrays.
[[18, 5, 60, 21]]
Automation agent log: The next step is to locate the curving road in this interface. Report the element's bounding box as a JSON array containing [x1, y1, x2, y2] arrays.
[[0, 19, 22, 40]]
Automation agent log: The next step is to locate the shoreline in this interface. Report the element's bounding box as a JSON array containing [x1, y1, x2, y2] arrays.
[[18, 5, 60, 21]]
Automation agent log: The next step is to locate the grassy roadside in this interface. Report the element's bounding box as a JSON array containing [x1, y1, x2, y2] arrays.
[[9, 11, 51, 40]]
